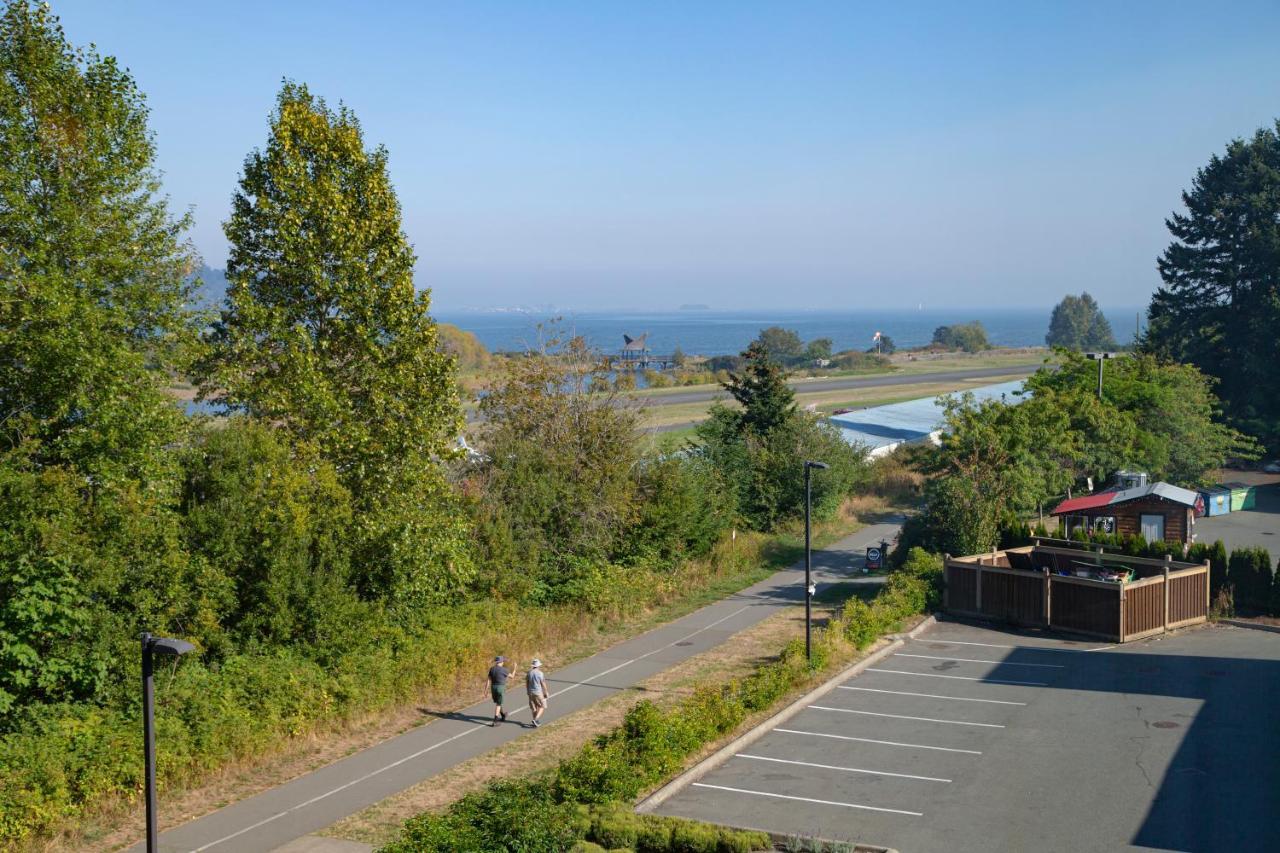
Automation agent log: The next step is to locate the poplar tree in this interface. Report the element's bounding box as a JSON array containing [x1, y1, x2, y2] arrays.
[[201, 82, 473, 604], [0, 0, 198, 482], [202, 82, 461, 495]]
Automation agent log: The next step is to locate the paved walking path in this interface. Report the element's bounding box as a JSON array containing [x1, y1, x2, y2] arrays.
[[138, 521, 901, 853]]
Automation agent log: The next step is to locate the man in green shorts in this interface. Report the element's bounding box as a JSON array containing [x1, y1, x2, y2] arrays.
[[487, 656, 516, 726]]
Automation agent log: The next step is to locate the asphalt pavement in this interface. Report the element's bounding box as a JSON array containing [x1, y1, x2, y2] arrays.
[[654, 620, 1280, 853], [138, 521, 902, 853], [635, 365, 1038, 408]]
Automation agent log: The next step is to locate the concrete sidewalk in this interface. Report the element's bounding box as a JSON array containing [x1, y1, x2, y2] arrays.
[[136, 521, 902, 853]]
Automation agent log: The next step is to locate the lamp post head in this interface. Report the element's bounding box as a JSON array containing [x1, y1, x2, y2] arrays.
[[805, 460, 829, 470], [142, 634, 196, 657]]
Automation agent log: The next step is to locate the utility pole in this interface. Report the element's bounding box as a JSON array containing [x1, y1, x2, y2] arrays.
[[1085, 352, 1114, 402], [803, 460, 828, 664]]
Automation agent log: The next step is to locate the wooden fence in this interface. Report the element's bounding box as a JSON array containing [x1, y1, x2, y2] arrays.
[[944, 547, 1209, 642]]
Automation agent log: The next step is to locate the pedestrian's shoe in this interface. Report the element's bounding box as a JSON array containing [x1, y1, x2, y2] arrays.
[[500, 711, 507, 721], [533, 719, 540, 728], [491, 719, 497, 727]]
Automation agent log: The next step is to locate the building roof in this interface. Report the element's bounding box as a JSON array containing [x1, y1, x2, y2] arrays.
[[828, 380, 1026, 454], [622, 333, 649, 351], [1051, 481, 1200, 515]]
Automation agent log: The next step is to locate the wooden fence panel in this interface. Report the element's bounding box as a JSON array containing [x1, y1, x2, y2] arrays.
[[1049, 578, 1119, 639], [980, 569, 1045, 625], [1168, 569, 1208, 627], [946, 563, 977, 612], [1122, 580, 1165, 641]]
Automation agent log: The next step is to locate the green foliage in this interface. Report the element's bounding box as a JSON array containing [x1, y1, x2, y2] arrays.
[[477, 332, 641, 595], [1227, 547, 1273, 614], [1046, 292, 1117, 350], [697, 406, 867, 530], [831, 350, 891, 372], [805, 337, 834, 362], [1187, 539, 1228, 599], [199, 81, 461, 500], [1025, 352, 1256, 485], [437, 323, 490, 372], [755, 326, 805, 362], [868, 333, 897, 355], [384, 779, 586, 853], [625, 456, 736, 565], [1144, 119, 1280, 451], [723, 341, 797, 435], [931, 322, 990, 352], [0, 0, 198, 485]]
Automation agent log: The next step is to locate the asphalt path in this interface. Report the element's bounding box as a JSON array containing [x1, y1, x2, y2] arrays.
[[139, 521, 902, 853], [656, 620, 1280, 852], [633, 364, 1037, 408]]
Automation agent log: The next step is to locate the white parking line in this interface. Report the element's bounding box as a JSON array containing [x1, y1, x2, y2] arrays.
[[691, 783, 923, 816], [775, 728, 982, 754], [896, 653, 1065, 669], [926, 639, 1018, 648], [737, 753, 952, 782], [188, 604, 755, 851], [838, 686, 1027, 706], [809, 706, 1005, 728], [868, 668, 1047, 687]]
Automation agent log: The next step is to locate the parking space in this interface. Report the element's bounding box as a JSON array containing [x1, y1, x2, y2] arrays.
[[654, 621, 1280, 853]]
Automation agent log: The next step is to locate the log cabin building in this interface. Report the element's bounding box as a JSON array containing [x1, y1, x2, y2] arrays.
[[1051, 477, 1204, 547]]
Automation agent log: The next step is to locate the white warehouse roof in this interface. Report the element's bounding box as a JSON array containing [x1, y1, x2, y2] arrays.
[[828, 380, 1027, 456]]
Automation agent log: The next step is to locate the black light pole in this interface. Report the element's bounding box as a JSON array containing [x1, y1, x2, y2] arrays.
[[141, 632, 195, 853], [1084, 352, 1114, 401], [804, 460, 828, 664]]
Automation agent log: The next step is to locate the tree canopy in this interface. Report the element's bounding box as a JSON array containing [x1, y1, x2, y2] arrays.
[[0, 0, 198, 484], [722, 341, 797, 436], [199, 82, 461, 496], [1144, 120, 1280, 450], [1046, 292, 1116, 351], [931, 322, 990, 352]]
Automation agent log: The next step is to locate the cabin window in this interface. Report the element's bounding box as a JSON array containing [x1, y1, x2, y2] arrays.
[[1140, 513, 1165, 542]]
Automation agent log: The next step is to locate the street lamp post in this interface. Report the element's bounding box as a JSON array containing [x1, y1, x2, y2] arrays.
[[804, 460, 829, 664], [141, 632, 195, 853], [1084, 352, 1115, 401]]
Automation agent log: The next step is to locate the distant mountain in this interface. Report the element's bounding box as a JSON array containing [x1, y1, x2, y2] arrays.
[[191, 264, 228, 309], [679, 303, 710, 311]]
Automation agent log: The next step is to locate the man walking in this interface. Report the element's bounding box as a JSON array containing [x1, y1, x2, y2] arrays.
[[487, 656, 516, 726], [526, 659, 550, 728]]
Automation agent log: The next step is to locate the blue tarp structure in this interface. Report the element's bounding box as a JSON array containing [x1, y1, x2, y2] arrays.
[[827, 380, 1026, 455]]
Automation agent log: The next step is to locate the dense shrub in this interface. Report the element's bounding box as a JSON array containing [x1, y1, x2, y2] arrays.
[[624, 456, 736, 564], [1227, 547, 1274, 614]]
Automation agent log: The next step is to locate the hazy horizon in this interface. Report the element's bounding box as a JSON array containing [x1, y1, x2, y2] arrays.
[[55, 1, 1280, 312]]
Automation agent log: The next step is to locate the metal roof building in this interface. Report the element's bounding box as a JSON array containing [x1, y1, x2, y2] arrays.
[[827, 379, 1026, 457]]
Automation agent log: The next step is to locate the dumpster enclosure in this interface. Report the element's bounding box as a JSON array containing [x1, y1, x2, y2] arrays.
[[944, 541, 1209, 642]]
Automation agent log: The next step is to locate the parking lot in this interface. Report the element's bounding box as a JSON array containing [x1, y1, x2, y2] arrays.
[[653, 620, 1280, 853], [1196, 483, 1280, 553]]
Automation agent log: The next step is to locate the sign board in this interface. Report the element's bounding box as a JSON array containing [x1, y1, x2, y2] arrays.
[[865, 546, 883, 571]]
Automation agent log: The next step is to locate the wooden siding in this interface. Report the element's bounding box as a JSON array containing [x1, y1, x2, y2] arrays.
[[1168, 570, 1208, 627], [1071, 497, 1193, 545], [980, 569, 1044, 625], [1048, 577, 1119, 639], [943, 551, 1207, 642], [1122, 579, 1165, 640]]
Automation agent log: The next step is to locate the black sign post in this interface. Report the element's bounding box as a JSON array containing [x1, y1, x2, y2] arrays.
[[865, 546, 883, 572]]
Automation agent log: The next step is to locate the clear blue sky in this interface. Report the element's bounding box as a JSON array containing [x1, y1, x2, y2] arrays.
[[53, 1, 1280, 312]]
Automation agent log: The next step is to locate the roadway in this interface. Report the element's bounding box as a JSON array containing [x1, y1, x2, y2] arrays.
[[633, 364, 1038, 408], [137, 521, 903, 853]]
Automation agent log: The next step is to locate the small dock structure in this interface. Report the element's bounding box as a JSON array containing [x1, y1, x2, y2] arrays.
[[613, 333, 676, 368]]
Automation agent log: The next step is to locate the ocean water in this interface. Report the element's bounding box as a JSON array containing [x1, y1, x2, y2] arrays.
[[436, 308, 1142, 357]]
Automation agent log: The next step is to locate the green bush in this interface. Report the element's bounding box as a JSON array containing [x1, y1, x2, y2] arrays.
[[384, 779, 586, 853], [1228, 546, 1274, 614]]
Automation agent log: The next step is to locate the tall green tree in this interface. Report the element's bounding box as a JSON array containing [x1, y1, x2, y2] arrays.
[[0, 0, 198, 483], [200, 82, 461, 496], [755, 326, 804, 362], [1046, 292, 1117, 350], [200, 82, 473, 607], [1144, 120, 1280, 450], [723, 341, 796, 436], [931, 322, 990, 353]]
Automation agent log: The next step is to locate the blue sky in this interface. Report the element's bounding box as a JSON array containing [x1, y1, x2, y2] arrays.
[[52, 1, 1280, 311]]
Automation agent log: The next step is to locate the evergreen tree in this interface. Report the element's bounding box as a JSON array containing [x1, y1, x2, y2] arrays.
[[0, 0, 198, 483], [1144, 120, 1280, 450], [1046, 292, 1117, 350], [723, 341, 796, 436]]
